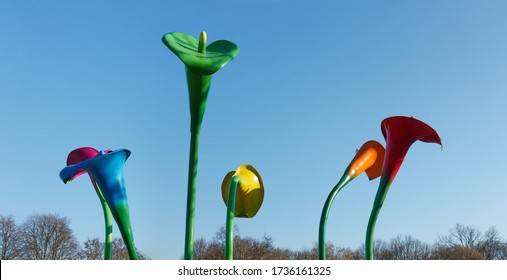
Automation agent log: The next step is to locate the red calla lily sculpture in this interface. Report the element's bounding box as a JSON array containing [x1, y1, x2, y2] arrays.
[[365, 116, 442, 259]]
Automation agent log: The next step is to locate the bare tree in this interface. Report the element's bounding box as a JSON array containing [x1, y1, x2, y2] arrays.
[[193, 226, 291, 260], [437, 224, 507, 260], [387, 235, 432, 260], [0, 215, 23, 260], [438, 224, 482, 248], [291, 246, 317, 260], [20, 214, 80, 260], [292, 242, 356, 260], [194, 224, 507, 260], [79, 238, 104, 260], [269, 247, 292, 260], [432, 246, 485, 260], [477, 227, 507, 260], [111, 238, 148, 260], [353, 239, 390, 260], [192, 237, 209, 260], [334, 247, 356, 260], [192, 226, 228, 260], [78, 237, 148, 260], [234, 234, 281, 260]]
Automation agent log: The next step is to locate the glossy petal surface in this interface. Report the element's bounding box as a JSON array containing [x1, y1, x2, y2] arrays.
[[62, 147, 99, 182], [64, 147, 114, 182], [365, 116, 442, 259], [59, 148, 137, 259], [162, 32, 239, 75], [222, 165, 264, 218], [347, 140, 385, 180], [60, 149, 131, 208], [83, 149, 131, 208], [381, 116, 442, 183]]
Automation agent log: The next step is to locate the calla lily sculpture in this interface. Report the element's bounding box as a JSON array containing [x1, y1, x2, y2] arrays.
[[163, 31, 239, 260], [318, 140, 385, 260], [61, 147, 114, 259], [221, 165, 264, 260], [60, 148, 138, 260], [365, 116, 442, 259]]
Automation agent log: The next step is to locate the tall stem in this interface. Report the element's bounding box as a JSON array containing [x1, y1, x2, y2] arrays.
[[93, 184, 113, 260], [113, 203, 138, 260], [365, 179, 391, 260], [184, 131, 200, 260], [100, 198, 113, 260], [225, 176, 240, 260], [183, 60, 211, 260], [318, 174, 352, 260], [183, 35, 211, 259]]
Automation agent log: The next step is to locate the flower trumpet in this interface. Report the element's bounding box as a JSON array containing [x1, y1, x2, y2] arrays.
[[162, 31, 239, 135], [221, 165, 264, 260], [365, 116, 442, 259], [318, 141, 384, 260], [62, 147, 114, 259], [60, 148, 138, 260], [163, 31, 239, 260]]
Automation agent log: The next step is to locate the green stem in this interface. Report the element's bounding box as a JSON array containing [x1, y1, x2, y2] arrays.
[[225, 176, 240, 260], [318, 174, 353, 260], [184, 131, 200, 260], [93, 185, 113, 260], [183, 64, 211, 260], [365, 179, 391, 260], [114, 203, 138, 260], [183, 55, 212, 259], [100, 198, 113, 260], [186, 68, 211, 135]]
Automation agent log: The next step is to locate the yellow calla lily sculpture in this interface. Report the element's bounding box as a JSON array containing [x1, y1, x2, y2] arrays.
[[221, 164, 264, 259]]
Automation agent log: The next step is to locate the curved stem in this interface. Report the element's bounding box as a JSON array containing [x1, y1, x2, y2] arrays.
[[318, 174, 353, 260], [365, 178, 391, 260], [114, 203, 138, 260], [100, 198, 113, 260], [184, 131, 200, 260], [93, 184, 113, 260], [225, 176, 240, 260]]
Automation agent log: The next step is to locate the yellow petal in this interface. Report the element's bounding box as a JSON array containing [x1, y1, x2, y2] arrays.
[[221, 165, 264, 218]]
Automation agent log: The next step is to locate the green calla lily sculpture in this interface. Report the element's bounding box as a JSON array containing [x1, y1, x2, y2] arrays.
[[162, 31, 239, 260]]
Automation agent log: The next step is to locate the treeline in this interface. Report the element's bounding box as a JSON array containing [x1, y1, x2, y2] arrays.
[[2, 214, 506, 260], [0, 214, 147, 260], [193, 225, 507, 260]]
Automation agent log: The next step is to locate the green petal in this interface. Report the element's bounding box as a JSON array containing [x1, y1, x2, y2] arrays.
[[162, 32, 239, 75]]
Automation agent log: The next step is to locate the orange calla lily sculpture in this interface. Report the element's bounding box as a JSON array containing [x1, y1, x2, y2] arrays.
[[365, 116, 442, 259], [221, 164, 264, 259], [319, 140, 385, 260]]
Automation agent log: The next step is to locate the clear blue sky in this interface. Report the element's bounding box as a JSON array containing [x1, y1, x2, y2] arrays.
[[1, 0, 506, 259]]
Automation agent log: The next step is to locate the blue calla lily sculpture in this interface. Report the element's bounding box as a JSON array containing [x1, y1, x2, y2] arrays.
[[60, 147, 138, 260], [62, 147, 114, 259]]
